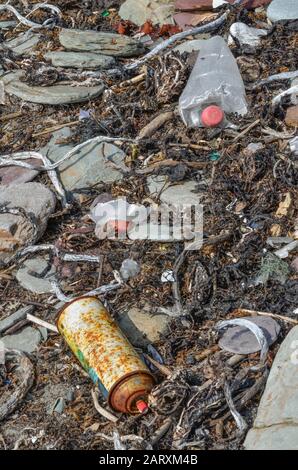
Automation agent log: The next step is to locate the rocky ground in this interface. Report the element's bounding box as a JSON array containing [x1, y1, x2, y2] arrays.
[[0, 0, 298, 451]]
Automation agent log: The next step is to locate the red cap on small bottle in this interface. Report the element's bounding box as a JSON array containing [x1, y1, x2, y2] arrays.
[[201, 105, 224, 128], [106, 220, 129, 234], [136, 400, 148, 414]]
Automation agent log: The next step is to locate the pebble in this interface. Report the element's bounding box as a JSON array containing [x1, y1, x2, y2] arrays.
[[44, 51, 116, 70], [16, 257, 56, 294], [117, 305, 170, 347], [0, 306, 34, 335], [119, 0, 174, 27], [1, 326, 43, 353], [244, 326, 298, 449], [229, 22, 268, 48], [267, 0, 298, 22], [0, 183, 56, 265], [147, 175, 201, 206], [4, 32, 41, 56], [0, 157, 40, 186], [285, 105, 298, 127], [41, 128, 128, 196], [0, 71, 105, 105], [219, 316, 281, 355], [59, 29, 144, 57]]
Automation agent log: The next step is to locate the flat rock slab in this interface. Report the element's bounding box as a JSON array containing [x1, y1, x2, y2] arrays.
[[59, 29, 145, 57], [44, 51, 116, 70], [0, 71, 104, 105], [267, 0, 298, 22], [4, 32, 41, 56], [41, 127, 128, 195], [147, 175, 201, 206], [219, 316, 281, 354], [117, 305, 170, 347], [2, 326, 42, 353], [244, 326, 298, 450], [0, 182, 56, 265], [16, 257, 56, 294], [0, 157, 40, 186], [0, 306, 34, 335], [119, 0, 175, 26]]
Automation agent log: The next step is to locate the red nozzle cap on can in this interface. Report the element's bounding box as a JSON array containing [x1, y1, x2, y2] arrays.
[[201, 105, 224, 128], [136, 400, 148, 414]]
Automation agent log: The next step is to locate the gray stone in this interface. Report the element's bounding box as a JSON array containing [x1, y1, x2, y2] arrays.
[[0, 21, 17, 30], [117, 305, 170, 347], [44, 51, 116, 70], [16, 257, 56, 294], [0, 157, 40, 186], [59, 29, 144, 57], [147, 175, 201, 206], [0, 182, 56, 265], [174, 39, 206, 54], [41, 127, 128, 195], [0, 71, 104, 105], [0, 80, 4, 105], [2, 326, 42, 353], [291, 78, 298, 105], [119, 0, 174, 26], [267, 0, 298, 22], [0, 306, 34, 335], [244, 326, 298, 450], [5, 32, 41, 56], [229, 22, 268, 47], [219, 316, 281, 355]]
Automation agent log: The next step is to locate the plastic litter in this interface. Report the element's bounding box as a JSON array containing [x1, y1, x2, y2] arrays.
[[57, 297, 155, 414], [217, 318, 272, 365], [90, 198, 148, 240], [120, 258, 140, 280], [179, 36, 247, 128]]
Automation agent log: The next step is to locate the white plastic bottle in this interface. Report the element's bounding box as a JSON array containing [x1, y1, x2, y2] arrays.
[[179, 36, 248, 128]]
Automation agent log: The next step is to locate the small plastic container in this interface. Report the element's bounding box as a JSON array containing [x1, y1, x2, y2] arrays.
[[179, 36, 248, 128]]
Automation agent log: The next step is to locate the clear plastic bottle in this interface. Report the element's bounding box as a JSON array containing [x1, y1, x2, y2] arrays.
[[179, 36, 248, 128]]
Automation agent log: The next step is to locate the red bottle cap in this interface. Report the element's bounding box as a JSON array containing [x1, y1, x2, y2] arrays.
[[106, 219, 129, 234], [136, 400, 148, 414], [201, 105, 224, 128]]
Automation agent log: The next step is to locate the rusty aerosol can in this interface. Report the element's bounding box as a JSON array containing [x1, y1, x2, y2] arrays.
[[57, 296, 155, 414]]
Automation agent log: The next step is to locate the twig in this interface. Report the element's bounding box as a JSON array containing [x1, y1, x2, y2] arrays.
[[27, 313, 58, 333], [125, 12, 228, 70], [91, 389, 118, 423], [32, 120, 80, 137], [151, 418, 173, 447], [143, 354, 172, 377], [233, 119, 260, 142], [253, 70, 298, 88], [233, 308, 298, 325]]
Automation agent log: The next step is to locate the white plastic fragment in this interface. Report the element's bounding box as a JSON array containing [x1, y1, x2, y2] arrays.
[[216, 318, 269, 366], [272, 85, 298, 106], [274, 240, 298, 259], [120, 259, 140, 280], [161, 270, 175, 283]]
